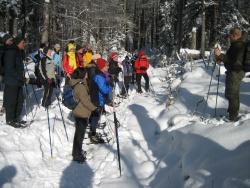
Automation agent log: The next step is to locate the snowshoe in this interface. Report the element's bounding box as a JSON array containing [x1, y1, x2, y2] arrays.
[[89, 133, 105, 144], [7, 121, 28, 129]]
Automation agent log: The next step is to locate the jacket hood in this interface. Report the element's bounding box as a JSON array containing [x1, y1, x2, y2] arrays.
[[138, 50, 145, 58]]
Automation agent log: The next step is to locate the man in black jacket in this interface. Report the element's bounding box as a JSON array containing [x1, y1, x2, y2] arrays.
[[0, 33, 14, 114], [214, 27, 245, 121], [3, 36, 26, 128]]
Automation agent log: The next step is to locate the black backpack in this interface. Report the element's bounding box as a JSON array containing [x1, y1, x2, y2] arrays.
[[243, 41, 250, 72], [62, 82, 82, 110]]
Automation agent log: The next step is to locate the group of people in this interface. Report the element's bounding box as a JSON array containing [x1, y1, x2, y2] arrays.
[[1, 26, 247, 163], [0, 35, 151, 163]]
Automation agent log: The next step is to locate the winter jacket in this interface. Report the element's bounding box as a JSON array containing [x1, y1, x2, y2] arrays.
[[122, 57, 133, 77], [217, 39, 246, 72], [83, 50, 93, 67], [30, 49, 45, 65], [134, 51, 149, 74], [39, 56, 56, 81], [52, 51, 62, 67], [91, 71, 113, 107], [62, 53, 82, 75], [70, 78, 97, 118], [3, 44, 25, 86], [108, 59, 122, 77]]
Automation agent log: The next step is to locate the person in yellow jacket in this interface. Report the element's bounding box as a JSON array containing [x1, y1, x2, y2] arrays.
[[83, 47, 93, 67]]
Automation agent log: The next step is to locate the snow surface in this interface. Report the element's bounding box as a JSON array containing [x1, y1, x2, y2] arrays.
[[0, 59, 250, 188]]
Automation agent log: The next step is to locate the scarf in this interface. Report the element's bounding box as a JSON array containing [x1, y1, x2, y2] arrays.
[[67, 51, 77, 70]]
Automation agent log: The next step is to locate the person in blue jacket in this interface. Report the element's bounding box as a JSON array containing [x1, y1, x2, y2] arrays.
[[89, 58, 113, 144], [52, 44, 62, 75]]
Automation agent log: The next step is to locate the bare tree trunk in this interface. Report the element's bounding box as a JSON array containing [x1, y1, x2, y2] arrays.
[[191, 27, 197, 49], [177, 0, 185, 52], [137, 1, 141, 50], [41, 0, 50, 44], [200, 0, 206, 58]]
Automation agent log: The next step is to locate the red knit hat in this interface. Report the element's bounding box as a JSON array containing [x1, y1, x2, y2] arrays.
[[110, 52, 118, 60], [96, 58, 107, 70]]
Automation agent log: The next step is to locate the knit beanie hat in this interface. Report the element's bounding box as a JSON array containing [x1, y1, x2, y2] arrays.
[[13, 35, 24, 45], [67, 42, 76, 52], [96, 58, 107, 70], [2, 33, 13, 43]]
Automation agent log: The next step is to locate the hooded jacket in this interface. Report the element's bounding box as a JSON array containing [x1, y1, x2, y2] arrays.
[[70, 78, 97, 118], [134, 51, 149, 74], [63, 53, 82, 75]]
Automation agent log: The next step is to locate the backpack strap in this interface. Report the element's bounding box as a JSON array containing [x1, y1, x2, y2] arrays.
[[72, 81, 83, 89]]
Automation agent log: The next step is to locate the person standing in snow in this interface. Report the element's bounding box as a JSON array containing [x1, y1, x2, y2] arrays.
[[214, 27, 245, 121], [51, 43, 63, 87], [130, 50, 138, 84], [134, 50, 150, 93], [83, 45, 93, 67], [3, 35, 26, 128], [62, 41, 83, 85], [120, 55, 133, 97], [51, 44, 62, 75], [37, 46, 56, 108], [70, 67, 98, 163], [0, 33, 14, 114], [88, 58, 113, 144], [108, 52, 122, 85]]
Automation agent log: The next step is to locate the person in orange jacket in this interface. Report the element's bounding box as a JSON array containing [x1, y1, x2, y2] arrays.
[[134, 50, 149, 93], [62, 41, 83, 76], [62, 41, 83, 85]]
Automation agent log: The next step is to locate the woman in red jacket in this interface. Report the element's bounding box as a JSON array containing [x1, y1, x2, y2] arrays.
[[134, 50, 150, 93]]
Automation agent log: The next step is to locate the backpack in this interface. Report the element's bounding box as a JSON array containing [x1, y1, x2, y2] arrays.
[[243, 41, 250, 72], [138, 57, 149, 70], [62, 82, 82, 110]]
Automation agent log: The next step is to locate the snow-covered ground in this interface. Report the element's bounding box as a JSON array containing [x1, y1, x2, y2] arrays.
[[0, 59, 250, 188]]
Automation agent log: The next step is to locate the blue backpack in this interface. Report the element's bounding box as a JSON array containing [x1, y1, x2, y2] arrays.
[[62, 82, 82, 110]]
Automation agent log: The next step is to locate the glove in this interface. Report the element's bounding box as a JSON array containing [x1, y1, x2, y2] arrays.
[[47, 78, 53, 85], [92, 107, 103, 116]]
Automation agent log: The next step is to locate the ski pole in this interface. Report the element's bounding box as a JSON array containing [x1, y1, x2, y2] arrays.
[[46, 108, 53, 157], [202, 62, 217, 115], [55, 90, 69, 141], [215, 65, 221, 117], [112, 87, 122, 177]]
